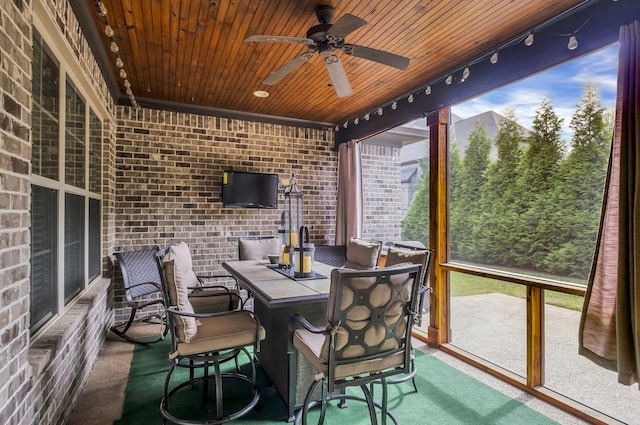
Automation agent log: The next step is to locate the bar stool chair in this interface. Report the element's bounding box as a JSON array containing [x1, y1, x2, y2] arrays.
[[156, 250, 266, 424], [290, 264, 422, 425]]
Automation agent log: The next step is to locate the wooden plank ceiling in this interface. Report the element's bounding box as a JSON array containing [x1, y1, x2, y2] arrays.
[[88, 0, 585, 125]]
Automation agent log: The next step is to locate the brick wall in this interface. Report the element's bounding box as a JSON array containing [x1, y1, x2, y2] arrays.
[[0, 0, 35, 424], [0, 0, 117, 424], [360, 143, 403, 243], [112, 107, 338, 320]]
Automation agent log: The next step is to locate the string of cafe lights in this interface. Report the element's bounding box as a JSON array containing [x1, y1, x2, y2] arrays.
[[93, 1, 139, 109], [335, 0, 612, 132]]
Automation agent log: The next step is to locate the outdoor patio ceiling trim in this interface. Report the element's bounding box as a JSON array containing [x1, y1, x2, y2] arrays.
[[335, 0, 638, 147], [69, 0, 335, 131]]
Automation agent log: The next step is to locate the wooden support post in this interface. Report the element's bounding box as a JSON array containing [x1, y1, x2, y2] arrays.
[[426, 108, 449, 347]]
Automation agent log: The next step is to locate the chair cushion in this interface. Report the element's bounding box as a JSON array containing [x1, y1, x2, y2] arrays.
[[189, 288, 239, 314], [163, 242, 200, 293], [343, 238, 380, 270], [239, 237, 281, 261], [293, 328, 404, 379], [385, 246, 430, 284], [176, 311, 266, 357], [162, 257, 198, 342]]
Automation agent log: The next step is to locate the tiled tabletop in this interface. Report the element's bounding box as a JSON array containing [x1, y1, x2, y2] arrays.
[[222, 260, 334, 307]]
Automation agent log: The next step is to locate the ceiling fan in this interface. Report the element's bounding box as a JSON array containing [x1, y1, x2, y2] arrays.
[[245, 5, 410, 97]]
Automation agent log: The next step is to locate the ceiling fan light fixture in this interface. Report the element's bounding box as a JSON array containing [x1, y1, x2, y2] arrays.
[[253, 90, 269, 98]]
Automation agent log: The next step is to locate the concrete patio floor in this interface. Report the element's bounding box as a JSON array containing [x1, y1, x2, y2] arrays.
[[445, 293, 639, 425]]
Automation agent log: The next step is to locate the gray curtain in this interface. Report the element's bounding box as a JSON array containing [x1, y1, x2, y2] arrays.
[[579, 20, 640, 388], [336, 140, 362, 245]]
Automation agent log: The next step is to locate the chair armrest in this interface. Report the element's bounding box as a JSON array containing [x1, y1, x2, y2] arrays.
[[166, 303, 251, 319], [196, 273, 239, 285], [418, 285, 432, 295], [289, 313, 326, 334], [187, 289, 243, 308], [127, 281, 163, 293]]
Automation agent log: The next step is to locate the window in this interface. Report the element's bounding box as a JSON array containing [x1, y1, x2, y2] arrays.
[[443, 43, 639, 423], [30, 31, 103, 334]]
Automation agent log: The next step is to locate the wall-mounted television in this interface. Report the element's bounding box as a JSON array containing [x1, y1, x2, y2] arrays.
[[222, 170, 279, 209]]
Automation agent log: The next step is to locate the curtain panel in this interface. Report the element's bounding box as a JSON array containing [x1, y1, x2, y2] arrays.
[[579, 20, 640, 387], [336, 141, 362, 245]]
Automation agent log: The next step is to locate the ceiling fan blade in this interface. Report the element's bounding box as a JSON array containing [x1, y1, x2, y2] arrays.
[[326, 14, 367, 41], [343, 44, 410, 70], [245, 35, 315, 46], [324, 55, 352, 97], [263, 52, 315, 85]]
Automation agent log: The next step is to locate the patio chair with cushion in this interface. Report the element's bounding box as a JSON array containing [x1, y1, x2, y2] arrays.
[[157, 249, 266, 424], [290, 263, 422, 425], [161, 242, 241, 313]]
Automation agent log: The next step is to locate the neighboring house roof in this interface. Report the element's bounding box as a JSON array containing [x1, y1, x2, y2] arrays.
[[451, 110, 530, 158], [399, 110, 531, 166], [401, 166, 418, 183], [400, 140, 428, 164]]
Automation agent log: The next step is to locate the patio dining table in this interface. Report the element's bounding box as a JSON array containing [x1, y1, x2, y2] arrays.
[[221, 259, 335, 422]]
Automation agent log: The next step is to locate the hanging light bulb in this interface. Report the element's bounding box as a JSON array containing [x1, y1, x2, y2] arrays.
[[567, 35, 578, 50], [110, 41, 119, 53], [408, 94, 414, 103], [461, 67, 470, 81], [97, 1, 107, 16], [424, 85, 432, 95], [125, 87, 133, 96], [115, 57, 124, 68], [335, 125, 339, 131], [364, 113, 370, 121], [343, 121, 348, 128], [119, 69, 127, 79], [104, 25, 115, 37], [391, 101, 398, 110], [490, 52, 499, 64], [445, 75, 453, 85], [377, 107, 383, 116], [123, 79, 131, 88], [354, 117, 359, 125], [524, 33, 534, 47]]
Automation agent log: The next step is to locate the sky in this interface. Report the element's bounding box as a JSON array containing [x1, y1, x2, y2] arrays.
[[451, 43, 619, 143]]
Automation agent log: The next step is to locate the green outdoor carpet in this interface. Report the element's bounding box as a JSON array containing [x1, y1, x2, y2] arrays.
[[114, 339, 558, 425]]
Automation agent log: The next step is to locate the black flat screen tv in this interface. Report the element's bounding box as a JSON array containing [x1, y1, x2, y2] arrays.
[[222, 170, 279, 209]]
